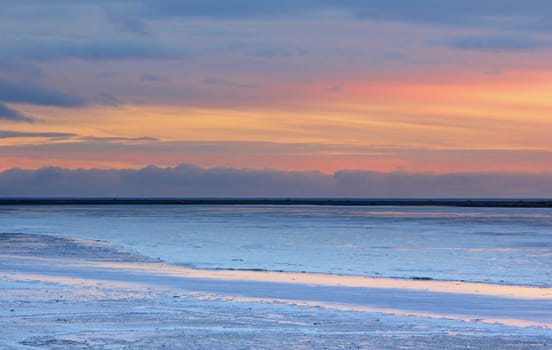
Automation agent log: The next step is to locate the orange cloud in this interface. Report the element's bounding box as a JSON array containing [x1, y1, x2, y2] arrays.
[[3, 67, 552, 173]]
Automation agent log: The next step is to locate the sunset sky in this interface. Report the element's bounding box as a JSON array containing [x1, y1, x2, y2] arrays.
[[1, 1, 552, 196]]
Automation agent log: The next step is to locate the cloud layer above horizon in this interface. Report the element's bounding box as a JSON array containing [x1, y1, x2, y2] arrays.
[[1, 1, 552, 195], [2, 164, 551, 198]]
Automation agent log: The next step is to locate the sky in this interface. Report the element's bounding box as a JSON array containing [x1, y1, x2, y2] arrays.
[[1, 1, 552, 196]]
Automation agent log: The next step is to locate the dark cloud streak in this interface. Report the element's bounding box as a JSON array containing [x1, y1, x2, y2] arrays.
[[79, 136, 158, 143], [0, 104, 34, 123], [95, 92, 120, 106], [203, 78, 258, 89], [0, 131, 157, 142], [0, 130, 76, 139], [442, 35, 552, 52], [10, 39, 181, 61], [0, 80, 86, 107], [140, 73, 167, 82]]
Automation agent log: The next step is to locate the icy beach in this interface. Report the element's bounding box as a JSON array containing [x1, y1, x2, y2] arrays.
[[1, 205, 551, 349]]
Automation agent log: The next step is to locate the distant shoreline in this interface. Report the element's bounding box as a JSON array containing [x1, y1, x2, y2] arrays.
[[1, 198, 552, 207]]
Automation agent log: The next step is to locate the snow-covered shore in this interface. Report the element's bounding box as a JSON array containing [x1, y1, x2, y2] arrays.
[[0, 233, 550, 349]]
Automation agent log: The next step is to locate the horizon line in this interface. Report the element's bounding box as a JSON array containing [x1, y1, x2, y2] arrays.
[[1, 198, 551, 208]]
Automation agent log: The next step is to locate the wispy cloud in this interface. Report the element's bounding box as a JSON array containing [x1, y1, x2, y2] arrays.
[[2, 140, 552, 174]]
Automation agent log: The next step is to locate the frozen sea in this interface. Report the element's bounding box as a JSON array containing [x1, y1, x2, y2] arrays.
[[1, 204, 551, 287], [1, 203, 551, 349]]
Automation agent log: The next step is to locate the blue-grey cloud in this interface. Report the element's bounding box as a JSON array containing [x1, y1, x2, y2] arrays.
[[203, 78, 257, 89], [222, 41, 310, 60], [442, 35, 552, 52], [1, 164, 552, 197], [4, 38, 181, 62], [383, 52, 407, 60], [0, 61, 44, 82], [140, 0, 316, 19], [137, 0, 552, 32], [0, 130, 76, 139], [0, 80, 86, 107], [97, 71, 121, 79], [107, 13, 150, 36], [6, 1, 552, 32], [351, 1, 542, 27], [95, 92, 120, 106], [0, 104, 34, 123], [252, 46, 308, 58], [140, 73, 167, 82]]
